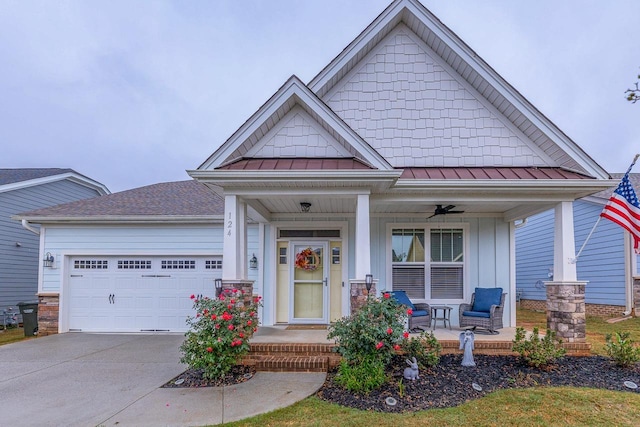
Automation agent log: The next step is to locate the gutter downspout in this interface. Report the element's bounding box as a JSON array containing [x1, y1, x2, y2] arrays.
[[21, 219, 40, 235]]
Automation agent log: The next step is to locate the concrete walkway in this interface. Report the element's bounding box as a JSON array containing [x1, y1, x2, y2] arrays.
[[0, 333, 325, 426]]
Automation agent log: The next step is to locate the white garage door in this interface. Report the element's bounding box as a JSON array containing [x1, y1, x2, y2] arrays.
[[68, 256, 222, 332]]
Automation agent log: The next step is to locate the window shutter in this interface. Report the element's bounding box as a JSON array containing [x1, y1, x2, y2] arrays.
[[392, 265, 425, 299], [431, 266, 463, 299]]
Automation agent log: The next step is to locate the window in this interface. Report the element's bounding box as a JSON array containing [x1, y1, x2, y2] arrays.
[[279, 247, 287, 265], [205, 260, 222, 270], [161, 260, 196, 269], [392, 229, 425, 298], [117, 260, 151, 269], [74, 259, 108, 269], [391, 227, 465, 300]]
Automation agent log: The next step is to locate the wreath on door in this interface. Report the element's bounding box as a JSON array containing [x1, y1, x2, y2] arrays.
[[295, 247, 319, 271]]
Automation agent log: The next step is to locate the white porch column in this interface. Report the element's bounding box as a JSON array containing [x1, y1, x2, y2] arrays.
[[546, 201, 587, 343], [553, 201, 577, 281], [354, 194, 371, 279], [350, 193, 374, 313], [223, 194, 248, 280]]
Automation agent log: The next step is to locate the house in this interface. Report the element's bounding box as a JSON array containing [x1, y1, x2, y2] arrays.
[[16, 0, 613, 341], [0, 168, 108, 315], [516, 173, 640, 317]]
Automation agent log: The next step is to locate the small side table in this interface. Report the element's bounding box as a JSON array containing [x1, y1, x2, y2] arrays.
[[430, 305, 452, 330]]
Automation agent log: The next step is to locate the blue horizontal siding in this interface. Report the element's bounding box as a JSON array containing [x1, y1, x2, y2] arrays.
[[0, 180, 101, 309], [516, 201, 627, 306]]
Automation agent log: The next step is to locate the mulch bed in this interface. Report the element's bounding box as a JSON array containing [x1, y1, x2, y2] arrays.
[[163, 365, 256, 388], [162, 354, 640, 413], [316, 354, 640, 413]]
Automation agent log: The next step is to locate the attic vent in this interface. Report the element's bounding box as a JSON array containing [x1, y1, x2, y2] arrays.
[[161, 260, 196, 269], [118, 260, 152, 269], [279, 229, 340, 238], [74, 260, 108, 269]]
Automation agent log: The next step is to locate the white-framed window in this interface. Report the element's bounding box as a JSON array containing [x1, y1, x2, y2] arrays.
[[390, 225, 466, 301], [74, 259, 109, 269]]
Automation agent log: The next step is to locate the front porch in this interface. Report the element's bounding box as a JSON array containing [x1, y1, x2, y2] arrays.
[[242, 325, 591, 373]]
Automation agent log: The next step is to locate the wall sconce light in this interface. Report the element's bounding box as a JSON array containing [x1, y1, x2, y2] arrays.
[[249, 253, 258, 270], [365, 274, 373, 292], [43, 252, 54, 268], [300, 202, 312, 213], [214, 278, 222, 297]]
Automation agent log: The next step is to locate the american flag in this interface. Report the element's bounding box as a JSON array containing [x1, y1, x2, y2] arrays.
[[600, 170, 640, 254]]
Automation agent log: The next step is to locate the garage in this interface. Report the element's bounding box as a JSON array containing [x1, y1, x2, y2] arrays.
[[67, 256, 222, 332]]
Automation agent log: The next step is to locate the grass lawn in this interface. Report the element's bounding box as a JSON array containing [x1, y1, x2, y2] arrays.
[[0, 327, 31, 346], [222, 308, 640, 426], [224, 388, 640, 427], [515, 307, 640, 356]]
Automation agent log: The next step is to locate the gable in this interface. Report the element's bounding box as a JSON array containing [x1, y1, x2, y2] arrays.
[[246, 106, 353, 159], [309, 0, 608, 179], [197, 76, 392, 171], [324, 25, 551, 168]]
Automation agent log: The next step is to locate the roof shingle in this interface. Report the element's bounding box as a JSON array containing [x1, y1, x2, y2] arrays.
[[0, 168, 77, 185], [18, 180, 223, 218]]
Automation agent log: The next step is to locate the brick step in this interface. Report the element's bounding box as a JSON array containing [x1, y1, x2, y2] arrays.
[[249, 342, 336, 356], [242, 343, 341, 372], [241, 355, 331, 372]]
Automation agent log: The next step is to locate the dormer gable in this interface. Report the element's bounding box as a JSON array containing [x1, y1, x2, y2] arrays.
[[198, 76, 392, 172]]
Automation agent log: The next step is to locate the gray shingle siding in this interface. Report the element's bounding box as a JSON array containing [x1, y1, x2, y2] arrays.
[[0, 180, 102, 311]]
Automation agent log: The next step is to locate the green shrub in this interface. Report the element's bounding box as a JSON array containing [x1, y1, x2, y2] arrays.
[[605, 331, 640, 367], [180, 290, 261, 379], [327, 293, 407, 366], [401, 330, 441, 368], [334, 355, 387, 393], [512, 327, 566, 369]]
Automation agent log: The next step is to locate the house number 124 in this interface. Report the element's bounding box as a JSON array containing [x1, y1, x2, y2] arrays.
[[227, 212, 232, 236]]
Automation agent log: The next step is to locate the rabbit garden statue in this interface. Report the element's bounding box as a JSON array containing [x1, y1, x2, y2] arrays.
[[403, 356, 419, 380]]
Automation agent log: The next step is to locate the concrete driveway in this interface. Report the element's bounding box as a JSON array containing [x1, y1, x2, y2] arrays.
[[0, 333, 185, 426], [0, 333, 326, 426]]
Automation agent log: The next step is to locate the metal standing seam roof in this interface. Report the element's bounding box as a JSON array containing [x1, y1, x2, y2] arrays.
[[217, 158, 374, 170], [399, 167, 595, 180], [17, 180, 224, 218], [217, 162, 597, 180]]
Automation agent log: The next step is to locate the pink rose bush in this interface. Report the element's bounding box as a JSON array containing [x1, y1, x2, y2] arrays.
[[180, 289, 261, 379]]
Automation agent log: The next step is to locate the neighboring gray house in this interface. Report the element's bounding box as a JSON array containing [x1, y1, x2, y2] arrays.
[[0, 169, 109, 313], [516, 173, 640, 317]]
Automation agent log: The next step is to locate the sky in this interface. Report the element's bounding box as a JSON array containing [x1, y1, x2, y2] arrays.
[[1, 0, 638, 193]]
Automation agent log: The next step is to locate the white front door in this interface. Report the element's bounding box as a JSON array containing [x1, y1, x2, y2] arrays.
[[289, 242, 329, 324]]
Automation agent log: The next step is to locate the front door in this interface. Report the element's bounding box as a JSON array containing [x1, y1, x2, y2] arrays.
[[290, 242, 329, 323]]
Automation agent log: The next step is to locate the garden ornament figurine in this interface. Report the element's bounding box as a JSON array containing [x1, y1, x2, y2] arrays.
[[459, 330, 476, 367], [403, 357, 419, 380]]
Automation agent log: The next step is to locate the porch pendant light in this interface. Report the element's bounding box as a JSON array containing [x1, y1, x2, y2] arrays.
[[300, 202, 312, 213]]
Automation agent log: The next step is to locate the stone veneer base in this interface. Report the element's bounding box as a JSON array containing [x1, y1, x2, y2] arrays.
[[37, 293, 59, 336]]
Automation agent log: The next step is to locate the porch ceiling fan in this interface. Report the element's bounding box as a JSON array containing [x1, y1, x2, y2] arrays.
[[428, 204, 465, 219]]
